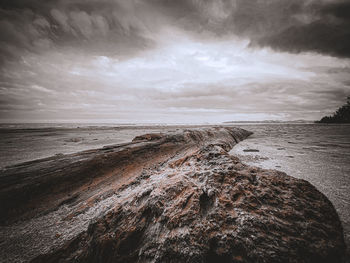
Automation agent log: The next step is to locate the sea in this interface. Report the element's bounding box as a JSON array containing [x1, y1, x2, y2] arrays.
[[0, 123, 349, 251]]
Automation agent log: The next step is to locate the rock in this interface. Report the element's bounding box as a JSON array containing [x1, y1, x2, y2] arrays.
[[0, 127, 346, 262]]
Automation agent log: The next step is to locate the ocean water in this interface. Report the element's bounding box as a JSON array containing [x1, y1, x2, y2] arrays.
[[0, 123, 349, 252], [231, 123, 350, 250]]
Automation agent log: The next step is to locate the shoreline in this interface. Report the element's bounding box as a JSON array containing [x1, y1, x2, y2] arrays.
[[2, 123, 350, 169]]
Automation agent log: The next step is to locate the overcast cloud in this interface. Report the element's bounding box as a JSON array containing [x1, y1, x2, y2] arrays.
[[0, 0, 350, 123]]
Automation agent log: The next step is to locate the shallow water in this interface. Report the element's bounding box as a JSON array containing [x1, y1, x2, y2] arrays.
[[231, 123, 350, 251]]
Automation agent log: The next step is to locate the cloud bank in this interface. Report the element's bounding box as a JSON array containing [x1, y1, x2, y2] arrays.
[[0, 0, 350, 122], [1, 0, 350, 62]]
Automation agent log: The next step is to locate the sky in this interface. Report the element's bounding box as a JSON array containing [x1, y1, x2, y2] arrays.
[[0, 0, 350, 123]]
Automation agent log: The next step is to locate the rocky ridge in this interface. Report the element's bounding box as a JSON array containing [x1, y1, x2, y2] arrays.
[[0, 127, 346, 262]]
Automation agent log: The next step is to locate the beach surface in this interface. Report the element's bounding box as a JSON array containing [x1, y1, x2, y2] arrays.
[[0, 123, 348, 262]]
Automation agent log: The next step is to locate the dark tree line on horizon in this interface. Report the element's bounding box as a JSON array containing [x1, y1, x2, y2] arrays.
[[317, 96, 350, 123]]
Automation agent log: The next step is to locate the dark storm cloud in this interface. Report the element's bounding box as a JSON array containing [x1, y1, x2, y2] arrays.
[[151, 0, 350, 58], [150, 0, 350, 58], [0, 0, 160, 64], [321, 1, 350, 20], [255, 1, 350, 58], [186, 0, 350, 58], [1, 0, 349, 63]]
